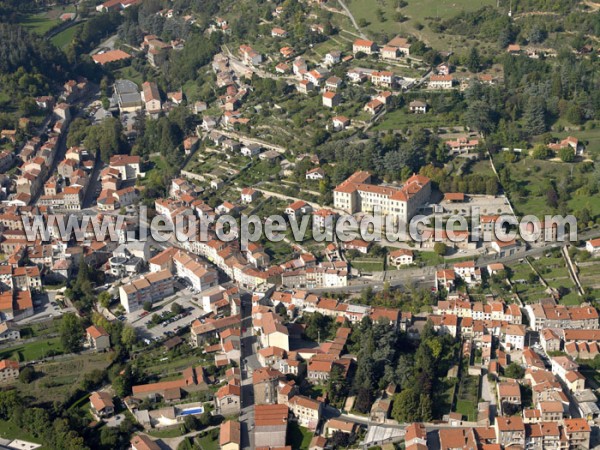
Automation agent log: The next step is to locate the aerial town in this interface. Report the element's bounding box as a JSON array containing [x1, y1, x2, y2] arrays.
[[0, 0, 600, 449]]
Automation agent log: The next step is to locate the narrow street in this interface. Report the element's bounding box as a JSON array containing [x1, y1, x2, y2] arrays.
[[239, 292, 260, 450]]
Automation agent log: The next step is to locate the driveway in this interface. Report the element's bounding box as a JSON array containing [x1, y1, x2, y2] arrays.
[[481, 374, 497, 422]]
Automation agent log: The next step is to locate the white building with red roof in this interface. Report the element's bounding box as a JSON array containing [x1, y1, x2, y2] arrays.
[[333, 171, 431, 225]]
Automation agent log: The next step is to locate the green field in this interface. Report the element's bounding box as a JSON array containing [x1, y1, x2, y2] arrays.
[[51, 23, 83, 48], [577, 259, 600, 290], [113, 66, 145, 87], [498, 156, 600, 219], [454, 375, 480, 421], [350, 258, 385, 272], [344, 0, 495, 48], [288, 422, 313, 450], [374, 106, 461, 131], [196, 429, 220, 450], [0, 419, 42, 447], [0, 337, 62, 362], [14, 352, 112, 404], [20, 13, 61, 35]]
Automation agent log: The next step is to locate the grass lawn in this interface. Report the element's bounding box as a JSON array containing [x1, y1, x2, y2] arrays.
[[113, 65, 144, 87], [456, 399, 478, 421], [435, 378, 457, 418], [497, 156, 600, 219], [416, 251, 445, 266], [454, 375, 480, 421], [51, 23, 83, 48], [287, 422, 313, 450], [0, 337, 62, 362], [350, 258, 385, 272], [374, 107, 460, 131], [196, 429, 220, 450], [0, 419, 42, 446], [344, 0, 495, 49], [19, 13, 61, 35], [148, 428, 184, 438]]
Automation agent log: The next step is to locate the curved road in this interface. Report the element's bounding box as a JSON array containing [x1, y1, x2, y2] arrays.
[[337, 0, 368, 39]]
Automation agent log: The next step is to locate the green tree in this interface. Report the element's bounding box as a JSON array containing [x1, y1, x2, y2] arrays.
[[183, 415, 201, 432], [392, 388, 420, 422], [100, 426, 119, 448], [121, 325, 138, 349], [143, 301, 153, 312], [531, 144, 552, 160], [84, 117, 126, 162], [559, 147, 575, 162], [434, 242, 447, 256], [19, 366, 35, 384], [466, 47, 481, 73], [98, 291, 112, 309], [171, 302, 183, 314], [59, 313, 83, 353], [464, 100, 494, 135], [523, 97, 546, 136], [419, 393, 433, 422], [504, 362, 525, 379]]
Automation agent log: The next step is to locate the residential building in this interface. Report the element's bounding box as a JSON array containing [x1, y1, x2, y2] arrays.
[[289, 395, 322, 430], [409, 100, 427, 113], [253, 367, 284, 405], [141, 81, 162, 114], [89, 391, 114, 417], [119, 269, 175, 313], [86, 325, 110, 351], [215, 382, 241, 415], [322, 91, 340, 108], [0, 359, 19, 384], [429, 74, 453, 89], [220, 420, 241, 450], [0, 322, 19, 342], [131, 435, 161, 450], [353, 39, 377, 54], [495, 416, 525, 448], [254, 404, 288, 448], [109, 154, 141, 180]]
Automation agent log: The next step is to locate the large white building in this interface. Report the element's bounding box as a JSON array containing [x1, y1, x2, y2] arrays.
[[119, 269, 175, 313], [333, 171, 431, 226], [109, 155, 141, 180], [173, 251, 219, 291]]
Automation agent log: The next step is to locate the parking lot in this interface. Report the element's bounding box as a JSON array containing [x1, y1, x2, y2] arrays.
[[123, 281, 209, 342], [17, 290, 76, 325]]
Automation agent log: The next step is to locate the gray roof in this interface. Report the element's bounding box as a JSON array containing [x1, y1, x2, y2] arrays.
[[114, 79, 139, 95]]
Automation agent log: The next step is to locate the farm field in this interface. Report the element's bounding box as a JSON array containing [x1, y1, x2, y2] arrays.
[[15, 352, 112, 404], [576, 258, 600, 295]]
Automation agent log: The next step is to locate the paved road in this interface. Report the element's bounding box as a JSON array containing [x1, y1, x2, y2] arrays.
[[81, 150, 103, 209], [239, 293, 257, 450], [337, 0, 368, 39]]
